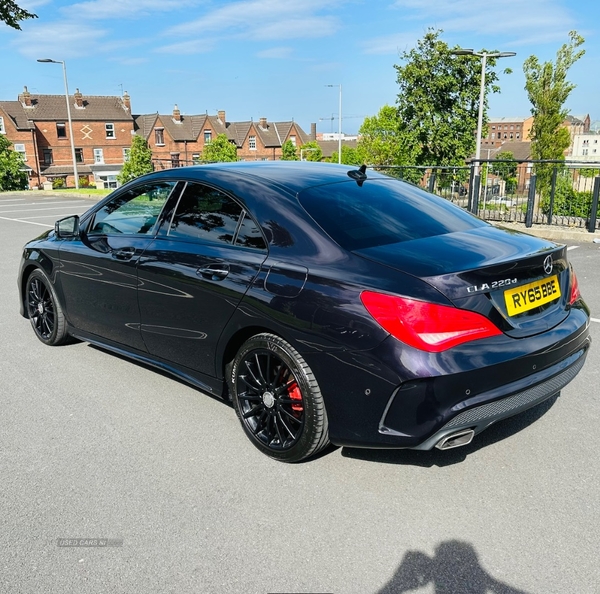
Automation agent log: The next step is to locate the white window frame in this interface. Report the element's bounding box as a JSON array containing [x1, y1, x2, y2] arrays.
[[155, 128, 165, 146], [290, 135, 296, 146], [249, 135, 256, 150], [105, 123, 115, 139], [0, 116, 6, 134], [93, 148, 104, 164], [204, 130, 212, 144], [14, 143, 27, 161]]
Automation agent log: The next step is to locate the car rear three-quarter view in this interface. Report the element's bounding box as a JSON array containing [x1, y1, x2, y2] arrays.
[[18, 162, 591, 462]]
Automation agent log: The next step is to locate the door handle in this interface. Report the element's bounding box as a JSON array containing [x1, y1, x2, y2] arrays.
[[112, 247, 136, 261], [197, 264, 230, 280]]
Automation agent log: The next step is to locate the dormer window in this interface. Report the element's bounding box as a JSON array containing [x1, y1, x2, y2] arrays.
[[105, 123, 115, 139]]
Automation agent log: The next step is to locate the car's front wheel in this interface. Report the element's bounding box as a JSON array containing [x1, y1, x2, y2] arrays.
[[230, 333, 329, 462], [26, 269, 69, 346]]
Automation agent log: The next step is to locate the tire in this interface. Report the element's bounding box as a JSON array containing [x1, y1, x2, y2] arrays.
[[26, 269, 70, 346], [230, 333, 329, 462]]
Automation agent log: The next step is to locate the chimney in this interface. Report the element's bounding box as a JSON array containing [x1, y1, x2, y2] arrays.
[[122, 91, 131, 111], [310, 122, 317, 141], [173, 104, 181, 122], [218, 110, 226, 124], [74, 88, 84, 108], [259, 117, 267, 129], [21, 86, 32, 107]]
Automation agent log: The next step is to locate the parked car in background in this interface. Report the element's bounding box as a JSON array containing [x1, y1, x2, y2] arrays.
[[18, 162, 591, 461]]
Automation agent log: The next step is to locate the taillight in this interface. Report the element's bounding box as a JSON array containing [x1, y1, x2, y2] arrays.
[[569, 268, 581, 305], [360, 291, 502, 353]]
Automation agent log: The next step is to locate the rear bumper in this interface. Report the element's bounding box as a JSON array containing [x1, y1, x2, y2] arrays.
[[408, 345, 588, 450]]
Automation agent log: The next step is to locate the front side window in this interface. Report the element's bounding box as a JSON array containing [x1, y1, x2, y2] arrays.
[[89, 182, 176, 235], [105, 123, 115, 138], [155, 128, 164, 145], [93, 149, 104, 163], [56, 122, 67, 138], [249, 135, 256, 150], [168, 182, 242, 244], [235, 213, 266, 250]]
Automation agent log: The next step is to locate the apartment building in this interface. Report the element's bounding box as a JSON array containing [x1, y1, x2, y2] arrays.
[[0, 87, 134, 188], [135, 106, 313, 167]]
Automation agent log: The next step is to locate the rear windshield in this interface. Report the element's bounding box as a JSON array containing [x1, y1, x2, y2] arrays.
[[297, 179, 485, 251]]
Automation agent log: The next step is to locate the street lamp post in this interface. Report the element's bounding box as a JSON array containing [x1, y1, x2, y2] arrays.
[[37, 58, 79, 189], [326, 84, 342, 164], [451, 49, 515, 212]]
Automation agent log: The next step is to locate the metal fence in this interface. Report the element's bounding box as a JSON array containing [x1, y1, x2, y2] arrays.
[[372, 161, 600, 233]]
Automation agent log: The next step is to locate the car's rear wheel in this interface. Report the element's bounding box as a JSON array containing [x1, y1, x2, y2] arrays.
[[230, 333, 329, 462], [26, 269, 69, 346]]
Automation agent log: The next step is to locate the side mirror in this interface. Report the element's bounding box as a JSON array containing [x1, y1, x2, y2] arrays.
[[55, 215, 80, 239]]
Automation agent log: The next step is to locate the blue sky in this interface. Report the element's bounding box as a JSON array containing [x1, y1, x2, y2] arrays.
[[2, 0, 599, 134]]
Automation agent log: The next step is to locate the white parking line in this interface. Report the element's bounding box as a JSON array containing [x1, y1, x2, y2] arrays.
[[0, 206, 90, 214], [0, 216, 52, 227], [567, 246, 580, 251], [591, 317, 600, 324]]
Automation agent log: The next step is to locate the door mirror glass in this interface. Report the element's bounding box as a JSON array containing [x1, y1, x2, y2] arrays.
[[55, 215, 80, 238]]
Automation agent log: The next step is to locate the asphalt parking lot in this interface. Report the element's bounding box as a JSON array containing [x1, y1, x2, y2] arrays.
[[1, 192, 599, 594]]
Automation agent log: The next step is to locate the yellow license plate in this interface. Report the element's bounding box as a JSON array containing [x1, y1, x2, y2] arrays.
[[504, 275, 561, 316]]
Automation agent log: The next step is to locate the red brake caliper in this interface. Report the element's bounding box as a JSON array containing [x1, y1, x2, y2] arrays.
[[288, 381, 304, 416]]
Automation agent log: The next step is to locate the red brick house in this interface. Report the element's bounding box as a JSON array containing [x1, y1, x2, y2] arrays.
[[0, 86, 134, 188], [134, 107, 313, 166]]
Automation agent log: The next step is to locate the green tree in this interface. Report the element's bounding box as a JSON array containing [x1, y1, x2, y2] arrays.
[[117, 135, 153, 185], [491, 151, 518, 193], [1, 0, 37, 29], [395, 29, 506, 167], [0, 134, 28, 190], [357, 105, 420, 183], [281, 139, 298, 161], [524, 31, 585, 197], [203, 134, 238, 162], [299, 141, 322, 162], [330, 144, 362, 166]]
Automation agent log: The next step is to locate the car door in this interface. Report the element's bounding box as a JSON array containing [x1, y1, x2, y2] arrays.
[[136, 180, 268, 376], [57, 181, 178, 350]]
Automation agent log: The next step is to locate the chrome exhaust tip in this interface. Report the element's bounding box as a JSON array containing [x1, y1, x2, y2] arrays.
[[435, 429, 475, 450]]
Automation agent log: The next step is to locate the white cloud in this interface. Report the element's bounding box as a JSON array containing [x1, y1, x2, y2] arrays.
[[155, 38, 217, 55], [65, 0, 202, 20], [365, 0, 575, 54], [257, 46, 293, 59], [13, 23, 108, 59], [167, 0, 341, 40]]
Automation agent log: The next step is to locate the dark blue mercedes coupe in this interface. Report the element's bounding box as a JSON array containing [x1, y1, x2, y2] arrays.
[[18, 162, 590, 462]]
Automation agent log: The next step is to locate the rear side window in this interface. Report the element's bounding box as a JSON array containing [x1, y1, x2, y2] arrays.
[[298, 179, 485, 250], [168, 182, 242, 244]]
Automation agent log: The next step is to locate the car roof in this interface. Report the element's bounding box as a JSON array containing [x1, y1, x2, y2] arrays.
[[144, 161, 391, 194]]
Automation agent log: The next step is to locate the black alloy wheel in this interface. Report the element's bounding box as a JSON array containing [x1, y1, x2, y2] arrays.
[[231, 333, 329, 462], [26, 269, 69, 346]]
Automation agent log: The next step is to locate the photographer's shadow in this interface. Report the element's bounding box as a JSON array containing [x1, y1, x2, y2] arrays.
[[377, 540, 530, 594]]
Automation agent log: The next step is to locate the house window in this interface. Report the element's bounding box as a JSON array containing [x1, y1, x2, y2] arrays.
[[93, 148, 104, 163], [75, 148, 84, 163], [0, 116, 5, 134], [43, 148, 53, 164], [583, 149, 589, 155], [516, 133, 520, 139], [491, 133, 495, 140], [204, 130, 212, 144], [491, 126, 495, 130], [171, 153, 180, 168], [57, 122, 67, 138], [123, 148, 130, 162], [192, 153, 201, 163], [105, 123, 115, 139], [155, 128, 165, 145], [290, 135, 296, 146], [510, 133, 514, 139], [249, 135, 256, 150], [14, 144, 26, 161], [583, 139, 589, 146]]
